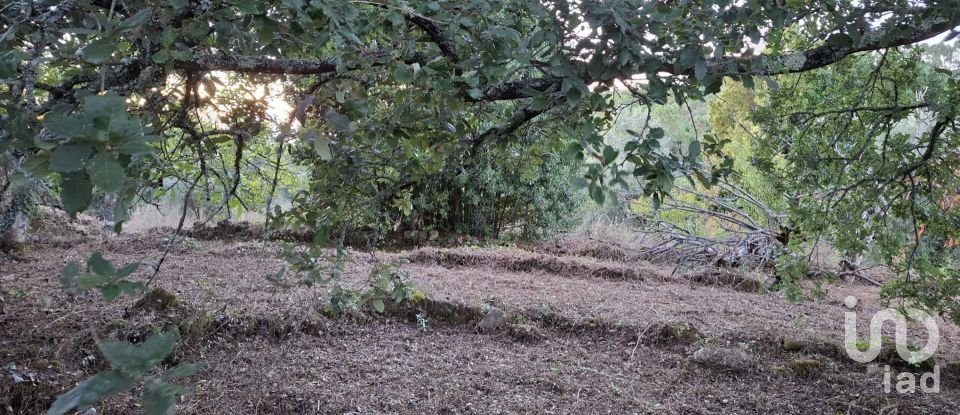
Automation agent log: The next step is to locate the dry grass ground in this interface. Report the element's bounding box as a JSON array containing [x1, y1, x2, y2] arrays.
[[1, 226, 959, 414]]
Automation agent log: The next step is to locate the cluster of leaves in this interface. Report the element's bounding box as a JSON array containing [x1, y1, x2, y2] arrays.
[[55, 253, 200, 414], [750, 44, 960, 317], [268, 247, 417, 316], [329, 262, 418, 316], [414, 148, 583, 239], [60, 252, 143, 302], [291, 119, 585, 242], [49, 331, 201, 415], [4, 93, 155, 227]]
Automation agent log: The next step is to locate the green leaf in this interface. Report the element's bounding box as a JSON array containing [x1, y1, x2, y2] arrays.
[[115, 262, 140, 279], [687, 140, 701, 159], [648, 127, 665, 140], [142, 379, 188, 415], [704, 76, 723, 95], [101, 284, 121, 302], [323, 109, 351, 132], [589, 183, 605, 205], [98, 331, 178, 376], [50, 144, 93, 173], [588, 56, 605, 79], [656, 174, 674, 193], [45, 113, 96, 139], [602, 146, 618, 165], [115, 136, 156, 155], [88, 252, 115, 275], [86, 153, 126, 193], [119, 9, 153, 30], [159, 363, 204, 382], [392, 64, 413, 84], [303, 129, 332, 160], [116, 280, 145, 295], [61, 172, 94, 217], [694, 60, 707, 82], [371, 299, 385, 313], [79, 38, 117, 64], [677, 46, 699, 69], [47, 370, 137, 415], [77, 272, 112, 289], [151, 49, 170, 64], [61, 262, 81, 286], [113, 199, 131, 227], [84, 94, 127, 119]]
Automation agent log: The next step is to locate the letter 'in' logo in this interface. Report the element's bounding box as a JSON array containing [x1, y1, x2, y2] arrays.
[[843, 296, 939, 364]]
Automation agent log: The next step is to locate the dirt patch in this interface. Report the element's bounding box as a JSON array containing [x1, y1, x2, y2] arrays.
[[531, 235, 633, 262], [186, 220, 265, 241], [27, 206, 105, 249], [2, 232, 960, 414], [0, 380, 60, 415], [644, 321, 702, 345], [128, 287, 180, 315], [186, 220, 315, 243], [683, 267, 773, 293], [403, 247, 654, 281]]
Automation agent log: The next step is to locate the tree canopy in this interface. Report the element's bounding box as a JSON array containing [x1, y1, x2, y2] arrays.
[[4, 1, 958, 216]]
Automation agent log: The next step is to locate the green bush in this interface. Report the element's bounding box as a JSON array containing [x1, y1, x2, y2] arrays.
[[410, 149, 584, 239]]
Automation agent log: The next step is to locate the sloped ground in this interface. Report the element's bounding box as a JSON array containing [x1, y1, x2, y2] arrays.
[[1, 230, 959, 414]]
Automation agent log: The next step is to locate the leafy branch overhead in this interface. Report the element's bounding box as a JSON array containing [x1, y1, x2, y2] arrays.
[[3, 1, 959, 217]]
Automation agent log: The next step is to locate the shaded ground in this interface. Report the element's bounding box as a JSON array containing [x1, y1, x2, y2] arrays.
[[1, 229, 958, 414]]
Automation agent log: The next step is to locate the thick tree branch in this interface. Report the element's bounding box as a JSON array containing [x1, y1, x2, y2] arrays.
[[178, 55, 338, 75], [469, 105, 548, 154], [695, 12, 960, 77], [406, 14, 458, 62]]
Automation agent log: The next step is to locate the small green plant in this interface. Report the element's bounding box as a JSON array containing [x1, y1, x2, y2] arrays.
[[272, 243, 347, 288], [540, 303, 554, 318], [809, 281, 828, 301], [329, 261, 417, 315], [269, 246, 417, 316], [774, 254, 816, 303]]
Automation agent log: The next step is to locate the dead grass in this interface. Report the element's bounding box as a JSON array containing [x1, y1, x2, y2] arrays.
[[2, 229, 960, 414], [403, 247, 655, 282]]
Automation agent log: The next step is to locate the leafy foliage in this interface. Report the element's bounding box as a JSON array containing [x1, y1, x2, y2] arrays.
[[60, 252, 143, 302], [48, 330, 202, 415], [750, 45, 960, 315], [53, 254, 201, 414], [268, 249, 416, 316]]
